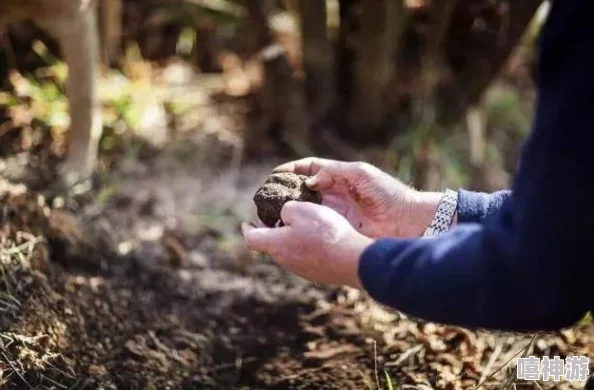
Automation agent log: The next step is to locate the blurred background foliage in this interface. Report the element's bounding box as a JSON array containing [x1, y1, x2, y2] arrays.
[[0, 0, 549, 192]]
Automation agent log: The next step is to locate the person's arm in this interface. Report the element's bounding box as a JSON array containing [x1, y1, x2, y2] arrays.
[[456, 189, 511, 224], [358, 0, 594, 332]]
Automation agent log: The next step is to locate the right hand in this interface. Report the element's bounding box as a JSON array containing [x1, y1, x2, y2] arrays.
[[273, 158, 446, 238], [242, 201, 373, 289]]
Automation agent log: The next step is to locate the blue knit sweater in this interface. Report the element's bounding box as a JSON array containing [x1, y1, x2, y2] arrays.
[[358, 0, 594, 332]]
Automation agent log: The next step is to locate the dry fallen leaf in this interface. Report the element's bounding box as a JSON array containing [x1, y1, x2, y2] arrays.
[[303, 345, 359, 361]]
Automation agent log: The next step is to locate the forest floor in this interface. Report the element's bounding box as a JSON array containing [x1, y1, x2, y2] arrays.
[[1, 56, 594, 390]]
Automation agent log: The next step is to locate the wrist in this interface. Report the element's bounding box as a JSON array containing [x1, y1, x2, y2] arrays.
[[340, 233, 374, 290], [398, 190, 458, 237]]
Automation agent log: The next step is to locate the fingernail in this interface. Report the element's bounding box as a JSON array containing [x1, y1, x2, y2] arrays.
[[305, 177, 317, 188]]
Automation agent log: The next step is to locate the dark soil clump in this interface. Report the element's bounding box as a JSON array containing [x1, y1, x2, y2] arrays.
[[253, 173, 322, 227]]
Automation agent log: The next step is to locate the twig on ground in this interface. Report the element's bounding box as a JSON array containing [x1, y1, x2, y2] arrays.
[[40, 373, 69, 389], [480, 341, 504, 385], [373, 339, 380, 390], [1, 351, 34, 389], [472, 334, 537, 390], [501, 333, 538, 390], [209, 356, 257, 372], [46, 360, 77, 380]]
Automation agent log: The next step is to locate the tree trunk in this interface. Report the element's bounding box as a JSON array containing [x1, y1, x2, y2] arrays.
[[242, 0, 308, 156], [407, 0, 458, 190], [438, 0, 543, 124], [99, 0, 122, 66], [298, 0, 334, 130], [196, 20, 221, 73], [338, 0, 401, 145]]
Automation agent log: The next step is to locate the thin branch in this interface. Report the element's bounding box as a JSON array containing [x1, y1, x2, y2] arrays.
[[1, 352, 34, 389]]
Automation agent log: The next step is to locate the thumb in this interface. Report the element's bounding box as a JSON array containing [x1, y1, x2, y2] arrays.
[[280, 200, 313, 226], [283, 200, 332, 221], [305, 169, 336, 191]]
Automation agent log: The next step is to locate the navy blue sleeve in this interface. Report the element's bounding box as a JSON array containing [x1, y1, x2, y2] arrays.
[[358, 0, 594, 332], [457, 189, 511, 223]]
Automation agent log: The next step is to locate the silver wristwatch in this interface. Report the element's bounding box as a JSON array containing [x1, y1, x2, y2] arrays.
[[423, 189, 458, 237]]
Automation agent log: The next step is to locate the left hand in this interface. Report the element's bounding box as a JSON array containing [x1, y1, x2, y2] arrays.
[[242, 201, 374, 289], [272, 157, 446, 238]]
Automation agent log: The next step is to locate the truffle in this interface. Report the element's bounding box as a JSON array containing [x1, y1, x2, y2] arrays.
[[253, 172, 322, 227]]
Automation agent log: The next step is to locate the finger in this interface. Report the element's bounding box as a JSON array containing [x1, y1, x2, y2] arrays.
[[273, 157, 333, 176], [282, 200, 332, 222], [305, 169, 336, 191], [241, 221, 288, 253], [279, 200, 301, 225], [305, 160, 355, 190]]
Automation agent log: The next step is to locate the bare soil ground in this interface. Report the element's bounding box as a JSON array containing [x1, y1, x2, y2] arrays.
[[1, 49, 593, 390]]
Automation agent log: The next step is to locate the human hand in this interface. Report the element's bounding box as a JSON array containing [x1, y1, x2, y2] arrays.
[[273, 157, 447, 238], [242, 201, 373, 289]]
